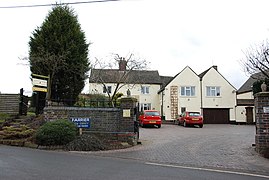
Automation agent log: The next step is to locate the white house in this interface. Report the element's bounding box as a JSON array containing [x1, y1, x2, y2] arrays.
[[89, 61, 240, 124], [158, 66, 237, 123], [88, 60, 171, 111]]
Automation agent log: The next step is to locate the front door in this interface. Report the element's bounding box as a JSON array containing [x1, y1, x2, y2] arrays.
[[246, 107, 253, 124]]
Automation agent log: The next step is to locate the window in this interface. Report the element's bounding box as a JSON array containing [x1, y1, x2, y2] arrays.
[[141, 86, 149, 94], [141, 103, 151, 111], [181, 86, 195, 96], [206, 86, 220, 96], [103, 86, 112, 94]]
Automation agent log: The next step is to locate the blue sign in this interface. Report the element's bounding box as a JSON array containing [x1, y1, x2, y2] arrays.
[[70, 117, 90, 128]]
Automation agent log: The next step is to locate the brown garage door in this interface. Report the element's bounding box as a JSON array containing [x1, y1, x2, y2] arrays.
[[202, 108, 230, 124]]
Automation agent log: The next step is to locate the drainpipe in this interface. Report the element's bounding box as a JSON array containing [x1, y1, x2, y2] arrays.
[[200, 78, 203, 113], [161, 91, 164, 120]]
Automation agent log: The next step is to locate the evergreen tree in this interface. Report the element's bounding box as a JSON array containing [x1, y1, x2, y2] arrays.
[[29, 5, 89, 105]]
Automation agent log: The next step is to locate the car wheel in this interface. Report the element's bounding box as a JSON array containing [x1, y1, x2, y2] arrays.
[[157, 124, 161, 128], [141, 122, 144, 128], [199, 124, 203, 128]]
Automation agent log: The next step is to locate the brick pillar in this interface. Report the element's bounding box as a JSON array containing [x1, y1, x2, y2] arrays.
[[254, 92, 269, 158], [120, 97, 137, 132], [119, 97, 138, 145]]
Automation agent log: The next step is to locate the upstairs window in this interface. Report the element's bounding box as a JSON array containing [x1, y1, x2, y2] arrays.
[[103, 86, 112, 94], [141, 86, 149, 94], [206, 86, 220, 96], [181, 86, 195, 96]]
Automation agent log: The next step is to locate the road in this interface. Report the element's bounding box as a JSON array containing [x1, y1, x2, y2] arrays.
[[0, 145, 269, 180]]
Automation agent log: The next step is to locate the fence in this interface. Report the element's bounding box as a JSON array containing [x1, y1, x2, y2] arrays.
[[0, 93, 28, 115]]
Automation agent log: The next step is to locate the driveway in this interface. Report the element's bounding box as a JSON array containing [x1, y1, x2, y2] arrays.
[[87, 124, 269, 175]]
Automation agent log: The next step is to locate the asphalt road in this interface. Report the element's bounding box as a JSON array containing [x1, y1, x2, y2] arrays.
[[0, 145, 269, 180]]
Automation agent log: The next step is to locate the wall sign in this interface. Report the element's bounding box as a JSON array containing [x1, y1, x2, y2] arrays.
[[70, 117, 90, 128], [263, 107, 269, 113], [123, 109, 131, 117]]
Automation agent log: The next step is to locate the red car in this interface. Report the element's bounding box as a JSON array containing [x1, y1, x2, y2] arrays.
[[139, 110, 162, 128], [177, 111, 203, 128]]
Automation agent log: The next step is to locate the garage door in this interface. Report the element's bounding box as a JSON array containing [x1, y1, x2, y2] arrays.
[[202, 108, 230, 124]]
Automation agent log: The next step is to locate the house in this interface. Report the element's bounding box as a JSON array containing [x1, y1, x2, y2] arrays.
[[158, 66, 237, 123], [88, 60, 172, 111], [235, 72, 265, 124], [89, 61, 238, 123]]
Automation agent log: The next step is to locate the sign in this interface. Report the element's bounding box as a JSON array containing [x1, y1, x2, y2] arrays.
[[32, 78, 47, 87], [70, 117, 90, 128], [263, 107, 269, 113], [123, 109, 131, 117], [32, 86, 47, 92]]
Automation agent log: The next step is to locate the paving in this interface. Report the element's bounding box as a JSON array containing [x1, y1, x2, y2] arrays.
[[83, 124, 269, 175]]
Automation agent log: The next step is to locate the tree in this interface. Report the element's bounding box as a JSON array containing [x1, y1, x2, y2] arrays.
[[90, 54, 149, 106], [241, 40, 269, 78], [29, 5, 90, 106]]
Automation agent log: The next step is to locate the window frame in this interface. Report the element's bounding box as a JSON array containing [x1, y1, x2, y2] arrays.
[[206, 86, 221, 97], [141, 86, 150, 94], [103, 85, 112, 94], [180, 86, 195, 96]]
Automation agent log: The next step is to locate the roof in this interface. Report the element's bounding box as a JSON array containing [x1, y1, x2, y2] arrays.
[[158, 66, 199, 93], [89, 69, 163, 85], [237, 71, 267, 94], [198, 65, 218, 79], [199, 66, 237, 90], [159, 75, 173, 88]]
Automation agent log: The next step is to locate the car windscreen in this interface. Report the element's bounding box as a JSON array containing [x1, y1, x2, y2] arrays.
[[189, 112, 200, 117], [145, 111, 160, 116]]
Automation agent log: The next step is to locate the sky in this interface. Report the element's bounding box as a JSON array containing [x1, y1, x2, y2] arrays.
[[1, 0, 269, 95]]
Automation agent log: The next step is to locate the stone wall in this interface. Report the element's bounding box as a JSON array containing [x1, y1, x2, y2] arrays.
[[43, 97, 138, 146], [254, 92, 269, 158]]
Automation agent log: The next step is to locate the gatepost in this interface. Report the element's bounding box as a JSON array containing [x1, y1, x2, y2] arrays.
[[120, 97, 139, 145], [254, 92, 269, 158]]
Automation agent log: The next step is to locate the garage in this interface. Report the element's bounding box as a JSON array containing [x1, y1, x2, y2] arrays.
[[202, 108, 230, 124]]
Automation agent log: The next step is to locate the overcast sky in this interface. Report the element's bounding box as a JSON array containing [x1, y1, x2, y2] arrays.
[[1, 0, 269, 95]]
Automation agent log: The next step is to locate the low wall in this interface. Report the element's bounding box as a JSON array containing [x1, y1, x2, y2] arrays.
[[43, 97, 138, 147]]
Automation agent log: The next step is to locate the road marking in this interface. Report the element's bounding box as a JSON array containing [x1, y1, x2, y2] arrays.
[[145, 162, 269, 179]]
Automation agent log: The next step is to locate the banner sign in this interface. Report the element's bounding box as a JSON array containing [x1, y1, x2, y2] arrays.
[[70, 117, 90, 128]]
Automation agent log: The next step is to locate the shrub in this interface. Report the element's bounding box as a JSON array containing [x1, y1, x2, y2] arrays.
[[35, 119, 77, 146], [65, 134, 106, 151]]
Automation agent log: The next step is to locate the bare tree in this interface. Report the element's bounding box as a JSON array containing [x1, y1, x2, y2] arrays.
[[90, 53, 149, 106], [241, 40, 269, 78]]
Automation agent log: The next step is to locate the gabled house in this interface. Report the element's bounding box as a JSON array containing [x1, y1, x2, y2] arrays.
[[158, 66, 201, 120], [199, 66, 237, 124], [158, 66, 237, 123]]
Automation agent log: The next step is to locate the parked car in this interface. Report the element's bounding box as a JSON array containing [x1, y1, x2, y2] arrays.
[[139, 110, 162, 128], [177, 111, 203, 128]]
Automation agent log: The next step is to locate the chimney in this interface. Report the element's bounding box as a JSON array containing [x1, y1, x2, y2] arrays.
[[212, 65, 218, 71], [119, 58, 127, 71]]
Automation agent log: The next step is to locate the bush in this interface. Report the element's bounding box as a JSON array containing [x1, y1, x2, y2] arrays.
[[35, 119, 77, 146], [65, 134, 106, 151]]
